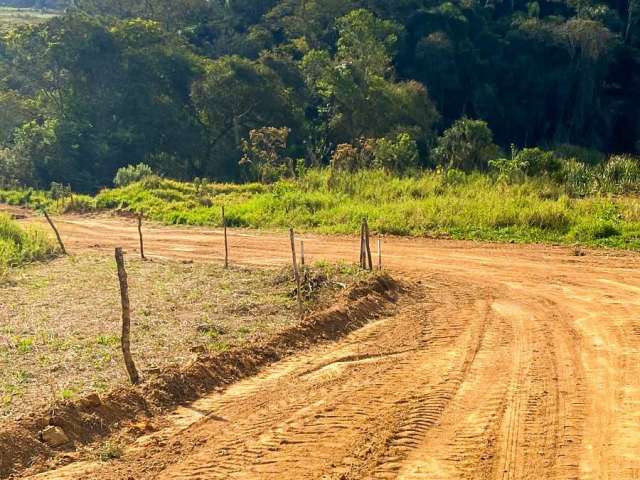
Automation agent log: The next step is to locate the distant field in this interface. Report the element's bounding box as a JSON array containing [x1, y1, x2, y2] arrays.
[[0, 6, 58, 31]]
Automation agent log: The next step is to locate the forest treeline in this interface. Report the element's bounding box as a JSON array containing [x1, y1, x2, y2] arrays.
[[0, 0, 639, 191]]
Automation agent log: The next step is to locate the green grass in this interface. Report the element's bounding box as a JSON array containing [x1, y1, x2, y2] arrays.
[[3, 168, 640, 249], [0, 213, 57, 277]]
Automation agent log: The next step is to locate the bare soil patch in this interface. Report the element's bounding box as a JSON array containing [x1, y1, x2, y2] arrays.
[[0, 253, 368, 420], [0, 272, 399, 478]]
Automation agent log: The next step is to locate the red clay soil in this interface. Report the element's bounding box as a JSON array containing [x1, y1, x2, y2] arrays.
[[5, 208, 640, 479], [0, 271, 400, 478]]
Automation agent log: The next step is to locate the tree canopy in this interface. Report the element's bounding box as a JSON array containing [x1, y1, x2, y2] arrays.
[[0, 0, 638, 190]]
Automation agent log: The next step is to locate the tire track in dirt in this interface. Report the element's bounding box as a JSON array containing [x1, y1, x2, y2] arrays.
[[7, 209, 640, 480]]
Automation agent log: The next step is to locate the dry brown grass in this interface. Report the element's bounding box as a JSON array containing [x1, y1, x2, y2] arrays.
[[0, 253, 361, 419]]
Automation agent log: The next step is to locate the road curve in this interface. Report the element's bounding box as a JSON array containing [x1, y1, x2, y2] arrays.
[[12, 210, 640, 480]]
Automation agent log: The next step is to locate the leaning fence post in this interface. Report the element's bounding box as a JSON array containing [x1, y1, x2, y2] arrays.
[[364, 219, 373, 271], [115, 248, 140, 385], [43, 210, 67, 256], [137, 213, 146, 260], [222, 205, 229, 269], [289, 229, 303, 319], [359, 220, 366, 269]]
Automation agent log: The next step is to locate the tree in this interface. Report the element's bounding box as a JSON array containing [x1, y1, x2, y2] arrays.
[[335, 9, 399, 78], [1, 14, 205, 190], [301, 9, 438, 152], [191, 56, 297, 179]]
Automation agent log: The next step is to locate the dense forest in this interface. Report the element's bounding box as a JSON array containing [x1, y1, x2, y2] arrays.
[[0, 0, 638, 191]]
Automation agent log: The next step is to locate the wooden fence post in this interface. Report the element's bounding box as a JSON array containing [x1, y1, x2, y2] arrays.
[[364, 219, 373, 271], [43, 210, 67, 256], [359, 220, 366, 269], [115, 248, 140, 385], [222, 205, 229, 269], [300, 240, 305, 268], [137, 213, 146, 260], [289, 228, 303, 319]]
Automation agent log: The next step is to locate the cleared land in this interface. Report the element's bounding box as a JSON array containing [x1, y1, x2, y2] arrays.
[[0, 7, 57, 31], [1, 207, 637, 479], [1, 255, 334, 419]]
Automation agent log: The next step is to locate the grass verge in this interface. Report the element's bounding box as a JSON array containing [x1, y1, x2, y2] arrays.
[[0, 213, 56, 278], [2, 168, 640, 249]]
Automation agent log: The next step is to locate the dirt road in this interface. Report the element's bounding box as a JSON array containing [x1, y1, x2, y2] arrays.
[[14, 211, 640, 479]]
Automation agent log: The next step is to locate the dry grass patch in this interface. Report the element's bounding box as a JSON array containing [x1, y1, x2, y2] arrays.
[[0, 253, 361, 419]]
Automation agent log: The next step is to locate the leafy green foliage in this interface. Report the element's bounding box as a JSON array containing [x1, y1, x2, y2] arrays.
[[371, 133, 419, 173], [0, 0, 637, 199], [113, 163, 155, 187], [240, 127, 293, 183], [433, 119, 499, 171]]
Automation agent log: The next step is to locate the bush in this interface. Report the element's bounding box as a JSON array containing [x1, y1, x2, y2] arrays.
[[519, 148, 561, 176], [240, 127, 294, 183], [113, 163, 155, 187], [432, 117, 499, 171], [330, 134, 419, 179], [372, 133, 420, 173], [489, 148, 528, 185], [330, 140, 375, 173]]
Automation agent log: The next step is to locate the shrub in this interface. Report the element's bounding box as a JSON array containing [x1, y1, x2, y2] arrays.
[[372, 133, 420, 173], [113, 163, 155, 187], [240, 127, 294, 183], [432, 117, 499, 171], [330, 140, 374, 173], [491, 146, 562, 184], [489, 146, 528, 185], [518, 147, 561, 176]]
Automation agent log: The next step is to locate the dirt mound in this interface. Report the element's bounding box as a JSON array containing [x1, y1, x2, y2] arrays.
[[0, 274, 400, 479]]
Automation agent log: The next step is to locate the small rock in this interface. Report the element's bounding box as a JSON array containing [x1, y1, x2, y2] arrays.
[[190, 345, 207, 355], [41, 426, 69, 447]]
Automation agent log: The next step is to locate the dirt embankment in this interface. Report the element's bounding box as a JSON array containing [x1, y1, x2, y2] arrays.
[[0, 275, 401, 479]]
